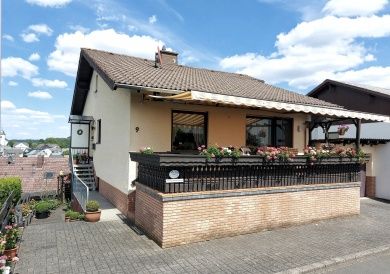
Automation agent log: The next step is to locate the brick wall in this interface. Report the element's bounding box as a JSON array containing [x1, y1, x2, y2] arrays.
[[0, 157, 70, 193], [366, 176, 376, 198], [98, 178, 135, 221], [135, 183, 360, 248]]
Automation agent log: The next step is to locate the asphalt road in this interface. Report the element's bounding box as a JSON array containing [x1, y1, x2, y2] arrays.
[[318, 250, 390, 274]]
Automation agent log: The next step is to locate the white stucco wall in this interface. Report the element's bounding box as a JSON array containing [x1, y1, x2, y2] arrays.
[[83, 71, 131, 193], [374, 143, 390, 200]]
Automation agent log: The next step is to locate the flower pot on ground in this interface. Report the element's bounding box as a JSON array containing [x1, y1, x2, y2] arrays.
[[34, 201, 51, 219], [3, 247, 17, 260], [3, 225, 21, 260], [84, 200, 101, 222]]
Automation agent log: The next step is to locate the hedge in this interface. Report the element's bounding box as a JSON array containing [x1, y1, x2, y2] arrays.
[[0, 177, 22, 206]]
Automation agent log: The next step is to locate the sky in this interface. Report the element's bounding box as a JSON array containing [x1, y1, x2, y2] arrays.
[[1, 0, 390, 139]]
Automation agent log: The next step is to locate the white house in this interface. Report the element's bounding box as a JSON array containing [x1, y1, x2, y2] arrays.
[[14, 142, 29, 151]]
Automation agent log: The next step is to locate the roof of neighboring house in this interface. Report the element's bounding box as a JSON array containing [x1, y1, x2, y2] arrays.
[[15, 142, 29, 147], [35, 144, 60, 150], [308, 79, 390, 100], [71, 48, 342, 115]]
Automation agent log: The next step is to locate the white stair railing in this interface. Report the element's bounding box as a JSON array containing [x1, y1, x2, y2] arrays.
[[70, 149, 89, 211], [72, 173, 89, 211]]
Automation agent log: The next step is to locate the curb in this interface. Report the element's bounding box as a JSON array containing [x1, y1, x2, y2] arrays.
[[277, 245, 390, 274]]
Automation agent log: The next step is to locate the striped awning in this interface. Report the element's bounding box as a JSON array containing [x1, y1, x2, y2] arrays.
[[148, 91, 390, 122]]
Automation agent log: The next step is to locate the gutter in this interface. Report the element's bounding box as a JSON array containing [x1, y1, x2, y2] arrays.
[[114, 83, 186, 95]]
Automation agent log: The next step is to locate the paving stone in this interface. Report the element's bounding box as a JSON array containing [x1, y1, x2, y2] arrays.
[[14, 199, 390, 273]]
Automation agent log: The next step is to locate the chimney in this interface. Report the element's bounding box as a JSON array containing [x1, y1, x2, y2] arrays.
[[156, 46, 178, 66]]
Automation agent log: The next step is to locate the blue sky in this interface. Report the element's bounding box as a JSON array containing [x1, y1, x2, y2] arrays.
[[2, 0, 390, 139]]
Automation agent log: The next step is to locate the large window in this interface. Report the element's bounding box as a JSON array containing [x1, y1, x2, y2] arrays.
[[246, 117, 292, 147], [172, 111, 207, 151]]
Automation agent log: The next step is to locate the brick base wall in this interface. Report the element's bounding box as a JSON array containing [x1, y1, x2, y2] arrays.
[[0, 157, 70, 193], [135, 183, 360, 248], [98, 178, 135, 221], [366, 176, 376, 198]]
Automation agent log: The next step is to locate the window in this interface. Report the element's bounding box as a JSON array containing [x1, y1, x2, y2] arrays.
[[97, 119, 102, 144], [246, 117, 292, 147], [172, 111, 207, 151]]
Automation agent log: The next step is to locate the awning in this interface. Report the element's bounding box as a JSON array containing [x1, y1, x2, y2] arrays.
[[148, 90, 390, 122]]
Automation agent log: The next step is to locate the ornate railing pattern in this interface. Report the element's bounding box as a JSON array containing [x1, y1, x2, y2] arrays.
[[130, 153, 362, 194]]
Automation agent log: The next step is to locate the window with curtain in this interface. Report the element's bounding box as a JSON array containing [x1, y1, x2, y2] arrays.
[[172, 111, 207, 151], [246, 116, 292, 147]]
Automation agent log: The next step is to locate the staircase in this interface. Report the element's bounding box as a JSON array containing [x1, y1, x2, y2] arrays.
[[73, 163, 96, 190]]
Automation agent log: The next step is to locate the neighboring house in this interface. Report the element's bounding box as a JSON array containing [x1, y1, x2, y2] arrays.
[[3, 147, 24, 158], [14, 142, 30, 151], [308, 79, 390, 200], [25, 144, 63, 158], [69, 48, 390, 247]]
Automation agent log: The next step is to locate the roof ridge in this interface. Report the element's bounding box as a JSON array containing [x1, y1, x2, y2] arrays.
[[81, 48, 263, 80]]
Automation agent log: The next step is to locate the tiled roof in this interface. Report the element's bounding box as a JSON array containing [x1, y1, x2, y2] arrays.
[[80, 48, 341, 109]]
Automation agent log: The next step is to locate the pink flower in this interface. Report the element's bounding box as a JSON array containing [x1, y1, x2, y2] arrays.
[[12, 256, 19, 262]]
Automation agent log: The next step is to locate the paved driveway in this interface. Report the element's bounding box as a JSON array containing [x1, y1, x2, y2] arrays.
[[15, 199, 390, 273]]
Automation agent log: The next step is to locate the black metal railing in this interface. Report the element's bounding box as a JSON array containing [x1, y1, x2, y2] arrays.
[[0, 191, 15, 230], [131, 153, 362, 194]]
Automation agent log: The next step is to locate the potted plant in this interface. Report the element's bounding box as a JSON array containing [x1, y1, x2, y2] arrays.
[[337, 125, 349, 136], [84, 200, 101, 222], [65, 210, 84, 222], [3, 225, 20, 260], [34, 201, 50, 219], [73, 153, 80, 164]]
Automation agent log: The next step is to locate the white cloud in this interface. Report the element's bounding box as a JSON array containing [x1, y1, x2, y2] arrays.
[[21, 33, 39, 43], [28, 91, 53, 99], [1, 57, 39, 79], [1, 100, 16, 110], [31, 78, 68, 88], [21, 24, 53, 43], [27, 24, 53, 36], [323, 0, 388, 17], [26, 0, 72, 8], [69, 25, 90, 33], [1, 99, 67, 138], [220, 14, 390, 90], [48, 29, 165, 76], [28, 53, 41, 61], [8, 81, 18, 87], [2, 34, 14, 42], [148, 15, 157, 24], [332, 66, 390, 88]]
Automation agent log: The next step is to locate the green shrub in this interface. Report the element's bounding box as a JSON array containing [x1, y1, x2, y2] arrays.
[[65, 210, 85, 221], [44, 198, 61, 210], [0, 177, 22, 205], [65, 210, 80, 220], [35, 201, 50, 214], [86, 200, 100, 212]]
